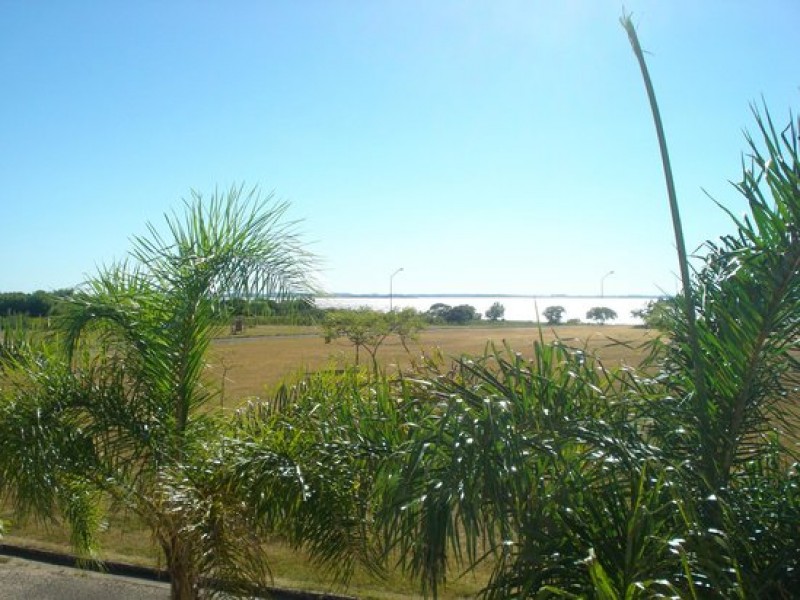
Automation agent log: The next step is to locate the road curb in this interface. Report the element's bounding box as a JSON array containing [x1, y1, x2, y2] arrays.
[[0, 543, 357, 600]]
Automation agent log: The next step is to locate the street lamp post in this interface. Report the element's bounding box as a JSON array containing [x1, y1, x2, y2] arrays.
[[389, 267, 404, 311], [600, 270, 615, 298]]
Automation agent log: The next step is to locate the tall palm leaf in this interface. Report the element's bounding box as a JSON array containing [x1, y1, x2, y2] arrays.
[[646, 107, 800, 488]]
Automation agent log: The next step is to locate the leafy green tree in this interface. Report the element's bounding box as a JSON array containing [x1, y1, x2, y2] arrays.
[[445, 304, 479, 324], [322, 307, 423, 371], [0, 185, 315, 600], [542, 305, 565, 325], [586, 306, 617, 325], [484, 302, 505, 321]]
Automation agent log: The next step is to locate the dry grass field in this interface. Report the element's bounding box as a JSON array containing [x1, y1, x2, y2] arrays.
[[3, 323, 658, 599], [207, 323, 656, 404]]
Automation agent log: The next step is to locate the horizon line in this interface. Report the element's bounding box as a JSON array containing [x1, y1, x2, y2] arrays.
[[320, 292, 668, 299]]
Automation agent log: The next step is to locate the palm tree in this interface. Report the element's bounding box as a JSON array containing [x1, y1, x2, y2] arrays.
[[0, 185, 315, 599]]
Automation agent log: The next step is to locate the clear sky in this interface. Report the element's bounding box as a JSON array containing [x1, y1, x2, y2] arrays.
[[2, 1, 798, 297]]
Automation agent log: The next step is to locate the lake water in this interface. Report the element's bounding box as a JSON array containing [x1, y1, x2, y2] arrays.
[[316, 295, 661, 325]]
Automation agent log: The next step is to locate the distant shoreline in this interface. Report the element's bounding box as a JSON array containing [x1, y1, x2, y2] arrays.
[[321, 293, 667, 299], [316, 294, 662, 325]]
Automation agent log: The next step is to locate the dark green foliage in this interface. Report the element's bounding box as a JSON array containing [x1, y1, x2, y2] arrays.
[[223, 368, 406, 583], [446, 304, 479, 323], [375, 340, 632, 597], [0, 317, 31, 369], [0, 289, 71, 317], [425, 303, 452, 321], [425, 303, 480, 324]]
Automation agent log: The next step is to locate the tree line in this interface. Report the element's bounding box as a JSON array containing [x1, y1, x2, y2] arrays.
[[0, 289, 73, 317], [0, 290, 502, 328]]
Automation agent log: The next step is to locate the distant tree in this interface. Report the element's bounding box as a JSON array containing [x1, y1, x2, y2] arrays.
[[543, 305, 566, 325], [323, 307, 424, 371], [0, 291, 55, 317], [485, 302, 505, 321], [631, 298, 674, 330], [0, 293, 26, 316], [444, 304, 479, 324], [220, 297, 322, 326], [586, 306, 617, 325], [424, 303, 479, 325], [425, 303, 452, 323]]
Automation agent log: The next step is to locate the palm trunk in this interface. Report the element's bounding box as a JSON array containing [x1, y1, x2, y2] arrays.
[[163, 534, 199, 600]]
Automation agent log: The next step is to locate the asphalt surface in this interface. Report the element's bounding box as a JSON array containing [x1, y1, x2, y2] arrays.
[[0, 548, 355, 600], [0, 555, 170, 599]]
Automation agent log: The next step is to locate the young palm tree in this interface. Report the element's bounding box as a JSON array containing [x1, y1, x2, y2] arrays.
[[0, 185, 315, 599]]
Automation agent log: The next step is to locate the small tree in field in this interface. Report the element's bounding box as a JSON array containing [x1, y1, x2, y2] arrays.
[[485, 302, 505, 321], [543, 305, 565, 325], [586, 306, 617, 325], [322, 307, 423, 371]]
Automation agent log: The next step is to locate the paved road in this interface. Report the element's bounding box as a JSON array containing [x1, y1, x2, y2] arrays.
[[0, 556, 170, 600]]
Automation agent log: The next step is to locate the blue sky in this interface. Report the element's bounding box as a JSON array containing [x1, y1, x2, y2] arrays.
[[2, 1, 798, 296]]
